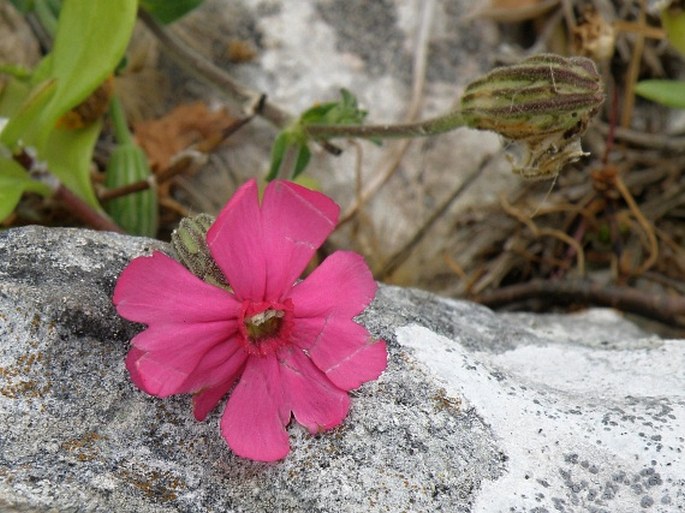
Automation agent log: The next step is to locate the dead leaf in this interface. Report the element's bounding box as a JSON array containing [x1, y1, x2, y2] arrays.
[[133, 101, 236, 172]]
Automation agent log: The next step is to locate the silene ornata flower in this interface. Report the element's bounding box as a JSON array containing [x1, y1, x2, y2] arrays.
[[113, 179, 388, 462]]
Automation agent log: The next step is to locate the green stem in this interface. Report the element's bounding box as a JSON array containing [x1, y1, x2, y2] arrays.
[[303, 109, 468, 141], [108, 95, 133, 145]]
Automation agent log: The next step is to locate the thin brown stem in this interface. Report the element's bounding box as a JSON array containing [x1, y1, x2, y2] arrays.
[[138, 9, 292, 129], [473, 278, 685, 327]]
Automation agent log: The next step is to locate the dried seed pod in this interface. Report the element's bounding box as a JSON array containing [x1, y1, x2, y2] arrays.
[[461, 54, 605, 178]]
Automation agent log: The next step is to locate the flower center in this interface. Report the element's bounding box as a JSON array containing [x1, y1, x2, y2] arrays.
[[245, 308, 284, 340], [238, 299, 294, 356]]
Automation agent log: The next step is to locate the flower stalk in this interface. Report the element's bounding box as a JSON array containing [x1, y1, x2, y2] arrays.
[[304, 54, 605, 178]]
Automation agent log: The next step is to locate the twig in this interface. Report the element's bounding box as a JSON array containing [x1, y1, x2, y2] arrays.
[[613, 174, 658, 274], [595, 123, 685, 152], [500, 195, 586, 276], [138, 9, 292, 129], [473, 278, 685, 326]]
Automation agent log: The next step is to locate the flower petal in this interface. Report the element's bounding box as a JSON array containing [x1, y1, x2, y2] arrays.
[[206, 179, 266, 301], [180, 338, 246, 394], [114, 251, 240, 325], [292, 317, 387, 390], [220, 356, 290, 461], [287, 251, 387, 390], [279, 347, 350, 434], [126, 321, 239, 397], [192, 351, 245, 422], [288, 251, 376, 318], [125, 347, 147, 390], [260, 180, 339, 301]]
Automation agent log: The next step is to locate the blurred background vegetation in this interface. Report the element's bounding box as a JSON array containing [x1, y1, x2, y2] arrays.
[[1, 0, 684, 332]]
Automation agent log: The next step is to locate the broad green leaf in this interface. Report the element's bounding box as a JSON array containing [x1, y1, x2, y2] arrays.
[[140, 0, 205, 23], [0, 77, 32, 119], [0, 158, 51, 222], [635, 80, 685, 109], [0, 79, 56, 147], [42, 121, 102, 208], [35, 0, 137, 145], [662, 8, 685, 57]]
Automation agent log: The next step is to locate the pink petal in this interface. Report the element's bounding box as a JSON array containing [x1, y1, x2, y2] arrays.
[[114, 251, 240, 325], [179, 338, 246, 394], [286, 250, 387, 390], [260, 180, 339, 301], [193, 375, 238, 422], [279, 347, 350, 434], [220, 356, 290, 461], [207, 180, 339, 302], [288, 251, 376, 318], [206, 180, 267, 300], [125, 347, 147, 390], [126, 321, 239, 397], [129, 319, 238, 353], [292, 316, 387, 390]]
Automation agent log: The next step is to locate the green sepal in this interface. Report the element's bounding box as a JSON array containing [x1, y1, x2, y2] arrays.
[[104, 143, 159, 237], [170, 213, 229, 289]]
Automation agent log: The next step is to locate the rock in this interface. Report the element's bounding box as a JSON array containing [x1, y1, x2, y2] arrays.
[[1, 225, 684, 513]]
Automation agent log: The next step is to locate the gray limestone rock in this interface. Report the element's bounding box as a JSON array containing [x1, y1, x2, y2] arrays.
[[1, 225, 684, 513]]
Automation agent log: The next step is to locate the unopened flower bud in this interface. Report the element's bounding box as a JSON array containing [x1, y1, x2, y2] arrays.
[[171, 213, 229, 289], [460, 54, 605, 178]]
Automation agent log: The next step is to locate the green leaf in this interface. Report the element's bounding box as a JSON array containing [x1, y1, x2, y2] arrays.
[[42, 122, 103, 208], [291, 144, 311, 179], [0, 77, 33, 119], [36, 0, 137, 144], [266, 131, 291, 182], [0, 79, 57, 147], [267, 89, 367, 181], [0, 158, 51, 222], [635, 80, 685, 109], [5, 0, 137, 149], [140, 0, 205, 23]]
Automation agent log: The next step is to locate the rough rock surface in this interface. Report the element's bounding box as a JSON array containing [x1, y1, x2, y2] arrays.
[[1, 226, 684, 513]]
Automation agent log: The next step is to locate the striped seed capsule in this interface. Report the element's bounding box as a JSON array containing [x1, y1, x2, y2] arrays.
[[171, 213, 230, 290], [461, 54, 605, 178]]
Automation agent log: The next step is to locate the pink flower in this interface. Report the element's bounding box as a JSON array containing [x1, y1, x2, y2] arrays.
[[113, 179, 387, 461]]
